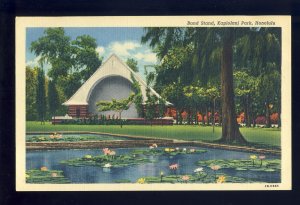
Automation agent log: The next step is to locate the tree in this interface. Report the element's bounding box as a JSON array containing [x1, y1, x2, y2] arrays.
[[26, 66, 38, 120], [30, 28, 103, 99], [144, 70, 158, 125], [142, 27, 281, 144], [96, 93, 135, 128], [130, 73, 144, 117], [72, 35, 102, 82], [126, 58, 139, 72], [30, 28, 73, 80], [234, 71, 258, 127], [36, 67, 46, 124], [161, 80, 185, 125], [257, 70, 281, 128], [48, 80, 60, 125], [205, 86, 220, 132]]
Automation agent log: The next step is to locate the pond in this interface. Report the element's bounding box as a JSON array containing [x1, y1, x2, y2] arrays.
[[26, 146, 280, 183], [26, 133, 143, 142]]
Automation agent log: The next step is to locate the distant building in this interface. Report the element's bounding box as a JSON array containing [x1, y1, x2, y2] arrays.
[[63, 54, 170, 118]]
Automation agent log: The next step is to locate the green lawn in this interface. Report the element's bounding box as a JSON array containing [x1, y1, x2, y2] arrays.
[[26, 121, 281, 147]]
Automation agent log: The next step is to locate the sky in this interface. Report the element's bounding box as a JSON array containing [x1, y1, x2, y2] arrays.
[[26, 27, 158, 80]]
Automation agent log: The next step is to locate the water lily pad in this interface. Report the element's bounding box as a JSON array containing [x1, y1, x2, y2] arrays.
[[26, 169, 71, 184], [114, 179, 131, 183], [138, 173, 259, 184], [131, 148, 207, 156], [197, 159, 280, 172], [60, 153, 151, 168]]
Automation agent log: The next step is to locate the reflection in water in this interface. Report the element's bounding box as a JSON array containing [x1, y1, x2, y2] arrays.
[[26, 147, 280, 183]]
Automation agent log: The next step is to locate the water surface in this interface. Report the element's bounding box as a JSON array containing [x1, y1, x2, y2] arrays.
[[26, 147, 280, 183]]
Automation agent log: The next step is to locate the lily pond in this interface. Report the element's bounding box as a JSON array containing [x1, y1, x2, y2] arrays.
[[26, 146, 281, 184], [26, 133, 141, 142]]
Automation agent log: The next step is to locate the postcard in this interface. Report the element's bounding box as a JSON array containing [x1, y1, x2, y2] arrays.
[[16, 16, 291, 191]]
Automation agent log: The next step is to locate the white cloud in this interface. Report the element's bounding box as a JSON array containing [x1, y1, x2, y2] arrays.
[[134, 52, 157, 64], [96, 46, 105, 56], [26, 55, 41, 67], [26, 55, 51, 74], [108, 41, 140, 57]]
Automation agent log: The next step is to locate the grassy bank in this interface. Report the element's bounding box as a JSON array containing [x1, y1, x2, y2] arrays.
[[26, 121, 280, 147]]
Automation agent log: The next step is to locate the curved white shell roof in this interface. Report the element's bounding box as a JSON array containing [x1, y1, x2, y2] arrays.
[[63, 54, 170, 106]]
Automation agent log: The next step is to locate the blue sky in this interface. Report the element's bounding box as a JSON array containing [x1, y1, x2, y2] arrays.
[[26, 27, 158, 79]]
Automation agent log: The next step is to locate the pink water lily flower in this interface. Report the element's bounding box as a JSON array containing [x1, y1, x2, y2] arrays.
[[102, 148, 111, 155], [210, 165, 221, 171], [51, 172, 58, 177], [181, 175, 190, 181], [259, 155, 266, 160], [152, 143, 158, 148], [169, 164, 179, 170]]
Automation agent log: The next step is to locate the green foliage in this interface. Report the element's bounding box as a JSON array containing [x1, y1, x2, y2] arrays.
[[197, 159, 281, 172], [130, 73, 144, 117], [234, 71, 257, 97], [144, 69, 159, 122], [72, 35, 102, 81], [26, 66, 38, 120], [36, 67, 46, 122], [257, 70, 281, 110], [30, 28, 73, 79], [142, 27, 281, 142], [48, 80, 60, 117], [96, 93, 136, 128], [26, 134, 131, 142], [60, 152, 152, 168], [30, 27, 103, 100], [140, 173, 258, 184], [131, 148, 207, 156], [97, 93, 135, 117], [26, 169, 70, 184], [126, 58, 139, 72]]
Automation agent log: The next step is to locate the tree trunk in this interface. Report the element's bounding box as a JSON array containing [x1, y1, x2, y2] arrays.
[[212, 98, 216, 133], [245, 96, 251, 127], [119, 111, 123, 128], [176, 108, 179, 125], [206, 107, 209, 126], [278, 104, 281, 128], [265, 103, 271, 128], [219, 30, 247, 144]]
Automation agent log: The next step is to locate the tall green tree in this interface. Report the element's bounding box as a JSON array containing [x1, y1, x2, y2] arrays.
[[26, 66, 38, 120], [205, 86, 220, 132], [48, 80, 60, 124], [126, 58, 139, 72], [257, 70, 281, 128], [161, 79, 185, 125], [30, 28, 103, 99], [72, 35, 102, 82], [234, 71, 258, 127], [36, 67, 46, 124], [30, 28, 73, 80]]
